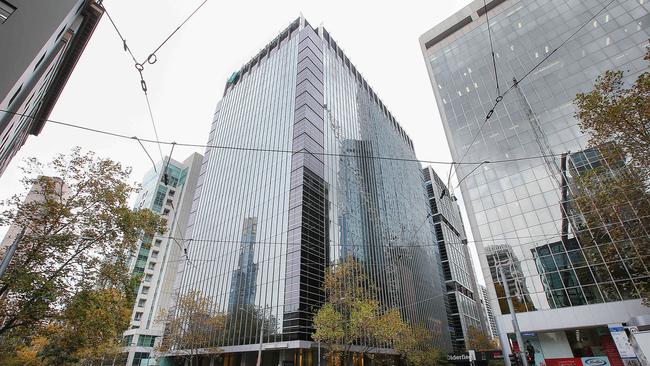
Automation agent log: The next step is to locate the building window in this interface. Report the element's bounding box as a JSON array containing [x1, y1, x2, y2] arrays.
[[133, 352, 150, 365], [151, 251, 158, 259], [0, 1, 16, 24], [154, 239, 162, 247], [134, 312, 143, 321], [148, 262, 155, 270], [7, 84, 21, 106], [168, 190, 175, 196], [162, 208, 170, 216], [141, 286, 149, 295], [123, 335, 134, 346], [137, 335, 156, 347], [137, 299, 146, 307], [144, 274, 152, 282], [166, 198, 173, 206]]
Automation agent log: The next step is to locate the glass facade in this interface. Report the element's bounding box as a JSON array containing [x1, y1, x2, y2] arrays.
[[422, 0, 649, 317], [173, 17, 451, 355], [423, 166, 486, 352]]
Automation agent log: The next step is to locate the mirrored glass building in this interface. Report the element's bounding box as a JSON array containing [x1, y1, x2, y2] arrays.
[[420, 0, 650, 364], [423, 166, 487, 352], [171, 17, 451, 365]]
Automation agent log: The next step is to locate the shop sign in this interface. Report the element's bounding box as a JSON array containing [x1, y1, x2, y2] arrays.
[[581, 357, 611, 366], [608, 324, 638, 359], [545, 357, 583, 366]]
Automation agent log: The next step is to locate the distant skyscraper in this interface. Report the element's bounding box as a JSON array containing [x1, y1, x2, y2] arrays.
[[479, 284, 498, 340], [420, 0, 650, 363], [423, 166, 486, 352], [0, 0, 103, 175], [122, 153, 202, 366], [171, 16, 451, 365], [0, 176, 66, 254]]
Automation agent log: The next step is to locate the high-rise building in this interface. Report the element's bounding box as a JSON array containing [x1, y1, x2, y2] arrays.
[[420, 0, 650, 364], [122, 153, 203, 366], [423, 166, 486, 352], [479, 284, 498, 340], [0, 0, 103, 175], [0, 176, 66, 255], [170, 16, 451, 365]]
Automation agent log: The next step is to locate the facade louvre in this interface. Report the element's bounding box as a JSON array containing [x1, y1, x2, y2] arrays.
[[420, 0, 650, 363], [423, 166, 487, 352], [171, 17, 451, 364]]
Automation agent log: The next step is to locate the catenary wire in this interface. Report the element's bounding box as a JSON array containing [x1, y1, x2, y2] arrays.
[[142, 0, 209, 64], [0, 108, 569, 167], [446, 0, 618, 190], [101, 5, 139, 65], [483, 0, 500, 96]]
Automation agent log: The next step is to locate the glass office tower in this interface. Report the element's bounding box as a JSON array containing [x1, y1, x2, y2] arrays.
[[420, 0, 649, 363], [423, 166, 487, 352], [172, 17, 451, 365]]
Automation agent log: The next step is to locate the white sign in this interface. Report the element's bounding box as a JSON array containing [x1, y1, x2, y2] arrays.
[[608, 323, 638, 359]]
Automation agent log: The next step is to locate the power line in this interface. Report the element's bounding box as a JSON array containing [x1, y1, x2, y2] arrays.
[[482, 0, 500, 96], [144, 93, 165, 162], [143, 0, 209, 64], [447, 0, 617, 190], [102, 5, 139, 65], [0, 109, 569, 167]]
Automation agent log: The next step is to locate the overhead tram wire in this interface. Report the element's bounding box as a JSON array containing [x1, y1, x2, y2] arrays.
[[444, 0, 618, 194], [102, 6, 139, 65], [0, 108, 572, 167], [141, 0, 209, 65]]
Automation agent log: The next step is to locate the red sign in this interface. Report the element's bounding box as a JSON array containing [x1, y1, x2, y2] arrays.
[[546, 358, 584, 366]]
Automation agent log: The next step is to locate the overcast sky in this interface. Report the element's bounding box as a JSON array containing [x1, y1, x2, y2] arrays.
[[0, 0, 485, 282]]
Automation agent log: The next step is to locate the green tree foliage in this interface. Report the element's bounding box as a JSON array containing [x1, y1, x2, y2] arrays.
[[156, 290, 227, 365], [572, 43, 650, 303], [312, 256, 443, 366], [0, 148, 166, 363], [465, 325, 497, 352]]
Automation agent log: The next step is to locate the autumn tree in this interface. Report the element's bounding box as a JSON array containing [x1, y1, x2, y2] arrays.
[[395, 325, 446, 366], [313, 256, 438, 366], [574, 43, 649, 181], [465, 325, 497, 352], [572, 42, 650, 302], [0, 148, 166, 363], [156, 290, 227, 366]]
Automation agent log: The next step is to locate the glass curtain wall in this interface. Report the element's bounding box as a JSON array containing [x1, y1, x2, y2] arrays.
[[425, 0, 650, 314]]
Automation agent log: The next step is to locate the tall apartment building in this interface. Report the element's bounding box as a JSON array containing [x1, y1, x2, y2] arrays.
[[169, 16, 451, 365], [122, 153, 203, 366], [423, 166, 486, 352], [0, 0, 103, 175], [0, 176, 66, 255], [420, 1, 650, 365], [479, 284, 499, 340]]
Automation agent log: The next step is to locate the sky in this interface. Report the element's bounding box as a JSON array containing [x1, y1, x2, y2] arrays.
[[0, 0, 485, 282]]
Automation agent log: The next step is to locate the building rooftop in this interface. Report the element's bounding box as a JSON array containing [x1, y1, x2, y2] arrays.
[[222, 16, 415, 151]]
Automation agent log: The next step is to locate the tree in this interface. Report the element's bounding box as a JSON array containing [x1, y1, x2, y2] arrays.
[[395, 325, 446, 366], [0, 148, 166, 362], [574, 43, 649, 181], [465, 325, 497, 352], [572, 42, 650, 303], [313, 256, 439, 366], [157, 290, 227, 366]]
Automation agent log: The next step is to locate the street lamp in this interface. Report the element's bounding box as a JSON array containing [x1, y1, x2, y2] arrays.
[[497, 260, 528, 366], [239, 305, 267, 366]]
